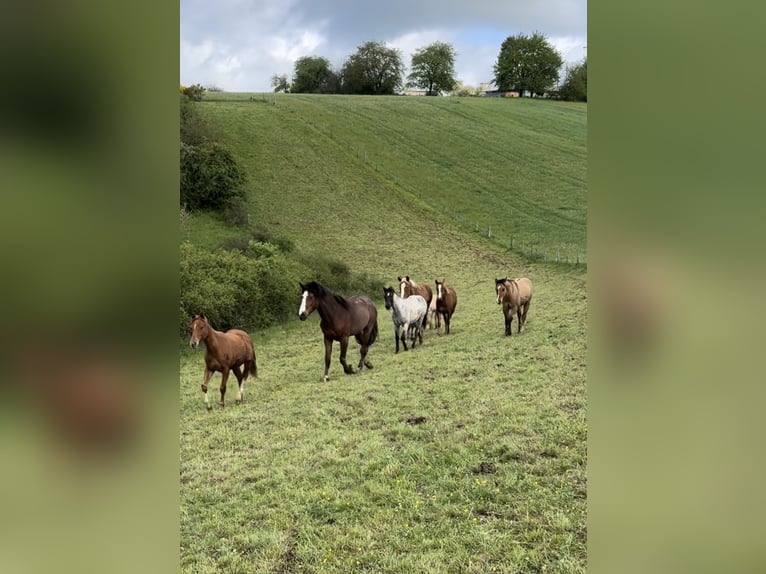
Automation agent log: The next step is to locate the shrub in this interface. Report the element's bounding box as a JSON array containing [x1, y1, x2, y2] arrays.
[[180, 142, 246, 211], [181, 83, 206, 101], [179, 242, 301, 337], [180, 97, 218, 145]]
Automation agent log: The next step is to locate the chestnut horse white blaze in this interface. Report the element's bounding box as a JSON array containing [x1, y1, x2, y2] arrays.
[[434, 279, 458, 334], [189, 315, 257, 410]]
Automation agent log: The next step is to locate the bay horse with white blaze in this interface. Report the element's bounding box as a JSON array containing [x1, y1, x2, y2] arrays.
[[434, 279, 458, 334], [495, 277, 533, 336], [189, 315, 257, 410], [383, 286, 428, 353], [298, 281, 378, 382], [398, 276, 433, 332]]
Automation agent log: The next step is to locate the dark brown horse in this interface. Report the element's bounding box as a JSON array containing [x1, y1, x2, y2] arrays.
[[495, 277, 533, 336], [298, 281, 379, 382], [398, 275, 433, 331], [434, 279, 458, 334], [189, 315, 257, 410]]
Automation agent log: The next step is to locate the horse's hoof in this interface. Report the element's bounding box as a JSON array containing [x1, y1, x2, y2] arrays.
[[206, 404, 212, 411], [364, 360, 373, 369]]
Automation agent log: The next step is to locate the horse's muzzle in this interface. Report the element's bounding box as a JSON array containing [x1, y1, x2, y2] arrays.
[[190, 340, 199, 349], [299, 313, 307, 321]]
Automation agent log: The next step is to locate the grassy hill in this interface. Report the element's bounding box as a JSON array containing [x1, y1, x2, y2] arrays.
[[193, 92, 586, 263], [180, 93, 586, 573]]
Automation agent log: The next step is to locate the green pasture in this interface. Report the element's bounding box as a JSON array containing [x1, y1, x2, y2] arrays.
[[194, 93, 586, 263], [180, 93, 586, 572]]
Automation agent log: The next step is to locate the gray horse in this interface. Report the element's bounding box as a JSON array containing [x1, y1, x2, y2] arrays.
[[383, 286, 428, 353]]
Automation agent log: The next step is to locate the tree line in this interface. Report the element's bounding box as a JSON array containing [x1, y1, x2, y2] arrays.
[[271, 33, 586, 101]]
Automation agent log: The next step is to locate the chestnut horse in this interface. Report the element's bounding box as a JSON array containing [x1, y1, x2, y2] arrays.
[[495, 277, 533, 336], [434, 279, 458, 334], [189, 315, 257, 410], [298, 281, 379, 382], [398, 276, 433, 331]]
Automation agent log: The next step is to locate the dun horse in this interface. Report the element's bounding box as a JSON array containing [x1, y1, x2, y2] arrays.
[[398, 276, 433, 332], [189, 315, 257, 410], [298, 281, 379, 382], [383, 286, 428, 353], [495, 277, 533, 336], [434, 279, 458, 334]]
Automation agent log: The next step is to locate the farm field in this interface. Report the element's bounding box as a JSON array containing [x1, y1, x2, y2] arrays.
[[180, 94, 586, 573]]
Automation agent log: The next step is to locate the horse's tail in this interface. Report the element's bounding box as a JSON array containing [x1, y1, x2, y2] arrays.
[[244, 339, 258, 379], [369, 320, 379, 346]]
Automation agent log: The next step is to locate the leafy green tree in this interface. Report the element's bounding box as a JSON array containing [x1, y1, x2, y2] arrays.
[[340, 41, 404, 95], [493, 32, 563, 97], [291, 56, 339, 93], [406, 41, 457, 96], [559, 59, 587, 102], [270, 73, 290, 93]]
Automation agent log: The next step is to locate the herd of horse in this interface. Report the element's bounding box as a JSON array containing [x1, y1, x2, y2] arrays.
[[188, 275, 532, 409]]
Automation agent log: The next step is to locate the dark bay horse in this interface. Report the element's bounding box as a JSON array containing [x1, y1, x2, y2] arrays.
[[298, 281, 379, 382], [434, 279, 458, 334], [383, 286, 428, 353], [398, 276, 433, 331], [189, 315, 257, 410], [495, 277, 534, 336]]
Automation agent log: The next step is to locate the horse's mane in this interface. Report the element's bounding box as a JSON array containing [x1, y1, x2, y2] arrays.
[[304, 281, 350, 310]]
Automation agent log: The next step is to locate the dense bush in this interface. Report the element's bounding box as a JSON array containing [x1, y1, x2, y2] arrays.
[[180, 97, 218, 145], [180, 142, 246, 210], [181, 83, 206, 101], [297, 251, 381, 297], [180, 241, 301, 337]]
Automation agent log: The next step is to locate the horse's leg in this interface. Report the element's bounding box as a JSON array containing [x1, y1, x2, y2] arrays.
[[401, 322, 409, 351], [219, 368, 230, 408], [393, 324, 400, 353], [357, 335, 369, 372], [362, 327, 374, 370], [323, 335, 333, 382], [339, 336, 355, 375], [201, 367, 214, 411], [444, 312, 451, 335], [521, 302, 530, 331], [232, 365, 244, 404]]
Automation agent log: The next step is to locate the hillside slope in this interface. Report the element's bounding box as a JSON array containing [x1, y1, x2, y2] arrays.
[[180, 94, 586, 573]]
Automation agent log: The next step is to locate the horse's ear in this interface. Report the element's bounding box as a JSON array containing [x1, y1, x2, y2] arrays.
[[406, 276, 410, 281], [299, 282, 305, 291], [397, 276, 402, 282]]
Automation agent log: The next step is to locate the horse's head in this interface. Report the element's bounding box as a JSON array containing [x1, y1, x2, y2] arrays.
[[298, 282, 318, 320], [397, 276, 412, 298], [435, 279, 445, 301], [495, 278, 507, 304], [383, 286, 395, 310], [189, 315, 209, 348]]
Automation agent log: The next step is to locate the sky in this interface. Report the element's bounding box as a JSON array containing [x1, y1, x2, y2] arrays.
[[180, 0, 586, 92]]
